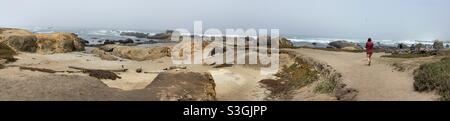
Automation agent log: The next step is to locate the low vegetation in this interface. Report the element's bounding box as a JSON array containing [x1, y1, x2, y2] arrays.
[[414, 57, 450, 100], [391, 62, 407, 72], [314, 75, 339, 93], [381, 53, 432, 58], [260, 57, 319, 100]]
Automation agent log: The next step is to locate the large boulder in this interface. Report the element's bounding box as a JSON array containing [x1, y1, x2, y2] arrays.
[[148, 30, 173, 40], [0, 42, 17, 63], [257, 36, 294, 48], [35, 33, 85, 54], [120, 32, 149, 38], [90, 48, 118, 61], [0, 28, 36, 53], [112, 46, 171, 61], [279, 37, 294, 48], [328, 40, 362, 50], [144, 70, 217, 101], [100, 45, 171, 61]]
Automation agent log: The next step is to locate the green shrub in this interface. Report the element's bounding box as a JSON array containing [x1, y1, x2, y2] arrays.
[[414, 58, 450, 100], [381, 53, 432, 58], [315, 79, 337, 93], [433, 40, 444, 50], [260, 57, 319, 100]]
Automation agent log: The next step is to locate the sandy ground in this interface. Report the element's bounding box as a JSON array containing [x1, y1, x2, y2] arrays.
[[289, 48, 439, 101], [7, 49, 268, 101]]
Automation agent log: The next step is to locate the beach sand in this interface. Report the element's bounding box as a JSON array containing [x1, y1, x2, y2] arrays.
[[6, 49, 269, 101]]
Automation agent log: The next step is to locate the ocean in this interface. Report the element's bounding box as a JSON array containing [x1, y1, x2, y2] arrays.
[[24, 26, 450, 47]]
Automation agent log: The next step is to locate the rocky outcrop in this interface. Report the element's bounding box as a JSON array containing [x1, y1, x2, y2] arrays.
[[256, 36, 294, 48], [148, 30, 173, 40], [1, 28, 85, 54], [0, 28, 36, 53], [0, 42, 17, 65], [90, 48, 118, 61], [35, 33, 85, 54], [3, 35, 37, 52], [279, 37, 294, 48], [112, 46, 171, 61], [97, 44, 171, 61], [120, 32, 149, 38], [102, 38, 136, 45], [328, 40, 362, 51], [144, 70, 217, 101]]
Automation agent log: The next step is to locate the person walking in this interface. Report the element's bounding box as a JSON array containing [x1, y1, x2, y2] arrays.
[[366, 38, 374, 66]]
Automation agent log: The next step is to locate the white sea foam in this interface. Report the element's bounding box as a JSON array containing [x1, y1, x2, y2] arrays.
[[27, 27, 449, 46]]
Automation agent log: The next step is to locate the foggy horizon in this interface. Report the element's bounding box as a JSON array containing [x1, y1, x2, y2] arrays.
[[1, 0, 450, 40]]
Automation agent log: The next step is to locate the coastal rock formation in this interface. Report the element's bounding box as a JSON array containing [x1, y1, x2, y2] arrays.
[[2, 35, 37, 52], [1, 29, 85, 54], [0, 40, 17, 63], [328, 40, 362, 50], [90, 48, 118, 61], [98, 44, 171, 61], [120, 32, 149, 38], [119, 38, 134, 44], [99, 44, 117, 52], [144, 70, 217, 101], [148, 30, 173, 40], [257, 36, 294, 48], [35, 33, 85, 54], [101, 38, 138, 45], [279, 37, 294, 48], [0, 28, 36, 53], [112, 46, 171, 61]]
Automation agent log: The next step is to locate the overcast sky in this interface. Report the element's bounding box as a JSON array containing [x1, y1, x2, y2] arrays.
[[1, 0, 449, 40]]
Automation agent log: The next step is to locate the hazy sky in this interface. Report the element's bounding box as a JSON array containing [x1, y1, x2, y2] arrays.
[[1, 0, 449, 40]]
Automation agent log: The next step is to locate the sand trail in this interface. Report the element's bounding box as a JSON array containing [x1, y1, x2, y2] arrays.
[[290, 48, 437, 101]]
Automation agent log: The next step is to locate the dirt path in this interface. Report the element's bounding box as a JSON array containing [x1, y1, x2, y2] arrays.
[[289, 48, 438, 101]]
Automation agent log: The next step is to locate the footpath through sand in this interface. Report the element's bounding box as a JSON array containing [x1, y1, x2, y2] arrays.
[[289, 48, 437, 101]]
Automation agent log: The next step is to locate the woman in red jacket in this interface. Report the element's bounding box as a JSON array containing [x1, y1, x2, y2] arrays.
[[366, 38, 374, 66]]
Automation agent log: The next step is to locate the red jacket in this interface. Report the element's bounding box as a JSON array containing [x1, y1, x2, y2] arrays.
[[366, 41, 374, 53]]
